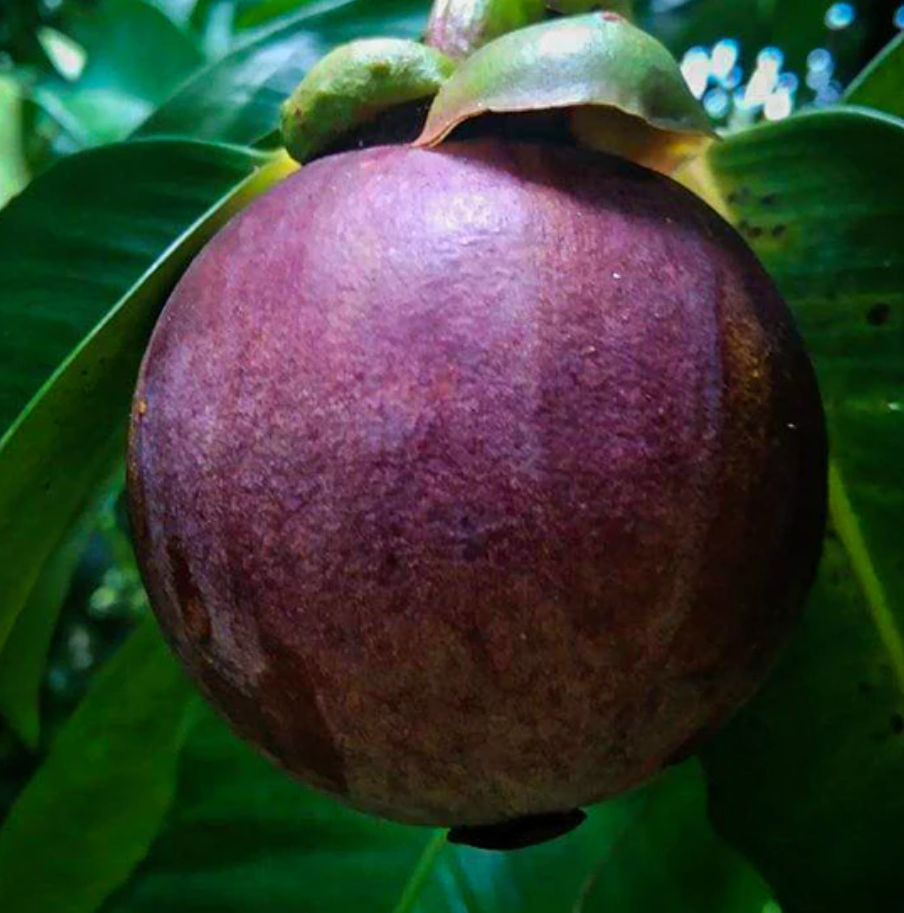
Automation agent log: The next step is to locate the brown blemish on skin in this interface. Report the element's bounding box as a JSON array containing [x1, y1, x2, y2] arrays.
[[183, 597, 212, 644], [600, 11, 624, 22], [256, 630, 348, 794], [137, 398, 148, 416], [165, 541, 212, 646]]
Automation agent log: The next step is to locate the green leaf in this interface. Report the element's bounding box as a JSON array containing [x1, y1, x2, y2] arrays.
[[693, 107, 904, 912], [134, 0, 428, 146], [233, 0, 323, 30], [108, 707, 770, 913], [416, 13, 714, 173], [845, 32, 904, 118], [281, 38, 455, 163], [0, 478, 112, 748], [29, 0, 207, 146], [0, 139, 292, 678], [416, 762, 772, 913], [146, 0, 200, 28], [66, 0, 204, 106], [0, 619, 199, 913]]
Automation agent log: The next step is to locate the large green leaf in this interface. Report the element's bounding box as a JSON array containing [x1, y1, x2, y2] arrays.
[[0, 140, 292, 717], [845, 32, 904, 118], [0, 140, 258, 432], [0, 619, 199, 913], [0, 480, 111, 748], [416, 762, 772, 913], [134, 0, 428, 145], [23, 0, 208, 149], [107, 708, 770, 913], [695, 107, 904, 912], [66, 0, 203, 107]]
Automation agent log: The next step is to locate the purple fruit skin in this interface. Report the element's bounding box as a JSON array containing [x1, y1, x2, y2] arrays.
[[128, 141, 826, 827]]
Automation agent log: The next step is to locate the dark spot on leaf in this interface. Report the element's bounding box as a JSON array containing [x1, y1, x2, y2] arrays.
[[727, 187, 751, 204], [771, 224, 787, 238], [867, 303, 891, 326], [760, 193, 778, 206], [891, 713, 903, 734], [449, 809, 586, 851], [748, 225, 764, 239]]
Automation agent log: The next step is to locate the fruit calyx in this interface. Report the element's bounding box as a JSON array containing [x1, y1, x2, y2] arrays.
[[279, 0, 713, 173]]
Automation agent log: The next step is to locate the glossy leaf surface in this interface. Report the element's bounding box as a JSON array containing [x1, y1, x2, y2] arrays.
[[0, 620, 199, 913], [109, 712, 770, 913], [846, 32, 904, 118]]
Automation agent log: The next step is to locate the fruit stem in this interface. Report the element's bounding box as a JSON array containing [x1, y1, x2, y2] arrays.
[[424, 0, 547, 58]]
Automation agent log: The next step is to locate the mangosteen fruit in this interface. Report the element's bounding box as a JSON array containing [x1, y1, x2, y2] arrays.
[[127, 8, 826, 848]]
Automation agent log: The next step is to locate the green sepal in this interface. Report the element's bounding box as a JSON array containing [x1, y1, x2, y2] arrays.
[[416, 13, 715, 174], [281, 39, 456, 164]]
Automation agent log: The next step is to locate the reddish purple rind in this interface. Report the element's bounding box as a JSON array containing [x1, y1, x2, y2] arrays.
[[128, 141, 826, 826]]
